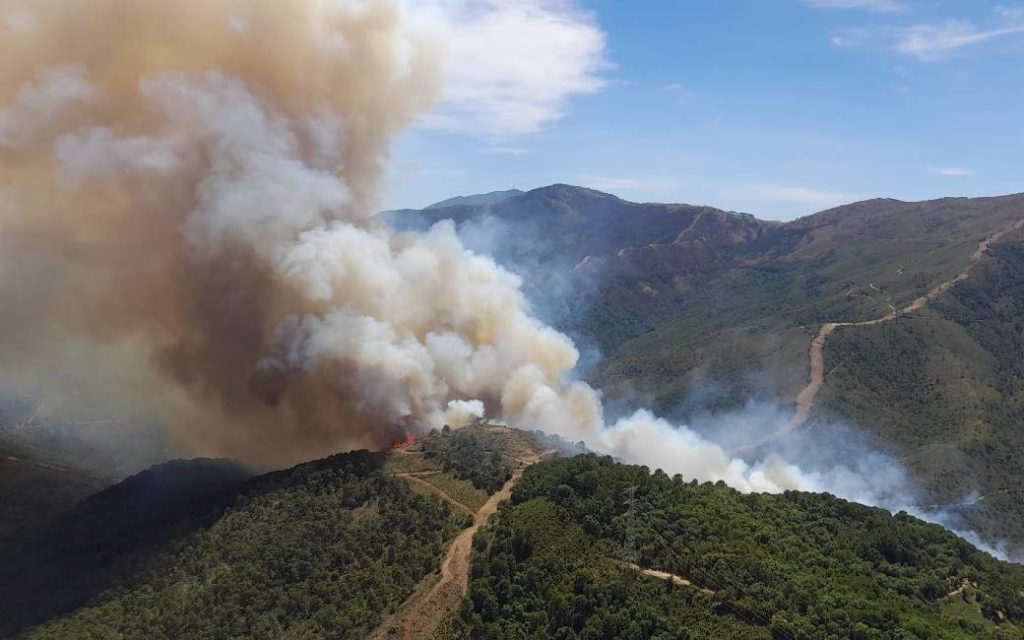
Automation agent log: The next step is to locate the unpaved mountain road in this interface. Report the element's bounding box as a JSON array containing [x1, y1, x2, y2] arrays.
[[372, 449, 551, 640], [734, 218, 1024, 455], [913, 489, 1017, 512], [398, 468, 522, 640], [395, 473, 475, 515], [623, 562, 715, 594]]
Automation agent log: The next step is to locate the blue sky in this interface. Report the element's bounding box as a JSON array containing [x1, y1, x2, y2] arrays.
[[386, 0, 1024, 220]]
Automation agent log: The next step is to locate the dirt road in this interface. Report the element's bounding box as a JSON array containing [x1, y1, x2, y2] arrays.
[[396, 473, 475, 516], [396, 469, 520, 639], [373, 450, 548, 640], [623, 562, 715, 594], [735, 219, 1023, 454]]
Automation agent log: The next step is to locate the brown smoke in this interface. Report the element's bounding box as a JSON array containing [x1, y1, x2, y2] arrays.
[[0, 0, 876, 494], [0, 1, 928, 521], [0, 0, 445, 464]]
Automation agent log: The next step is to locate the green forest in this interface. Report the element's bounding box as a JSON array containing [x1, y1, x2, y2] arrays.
[[23, 452, 468, 640], [9, 430, 1024, 639], [420, 426, 515, 493], [451, 455, 1024, 640]]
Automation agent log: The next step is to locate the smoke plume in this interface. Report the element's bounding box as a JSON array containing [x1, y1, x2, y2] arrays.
[[0, 0, 615, 467], [0, 0, 1016, 562], [1, 0, 447, 463], [0, 0, 978, 482]]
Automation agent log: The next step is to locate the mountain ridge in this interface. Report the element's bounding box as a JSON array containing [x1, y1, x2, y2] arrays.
[[404, 183, 1024, 227], [390, 185, 1024, 558], [424, 188, 526, 210], [9, 426, 1024, 639]]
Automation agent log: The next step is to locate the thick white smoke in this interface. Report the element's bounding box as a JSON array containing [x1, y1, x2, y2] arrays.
[[0, 0, 610, 465], [0, 0, 1015, 560]]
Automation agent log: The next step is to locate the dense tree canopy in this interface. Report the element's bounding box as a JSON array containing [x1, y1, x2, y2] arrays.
[[453, 455, 1024, 640], [420, 427, 514, 493], [26, 451, 468, 640]]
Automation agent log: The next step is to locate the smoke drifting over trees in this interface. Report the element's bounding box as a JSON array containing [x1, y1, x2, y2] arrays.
[[1, 0, 448, 462], [0, 0, 1012, 560], [1, 0, 611, 465]]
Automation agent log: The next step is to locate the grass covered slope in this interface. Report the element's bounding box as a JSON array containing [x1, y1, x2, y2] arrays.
[[24, 451, 469, 640], [590, 195, 1024, 413], [453, 455, 1024, 640], [819, 242, 1024, 552]]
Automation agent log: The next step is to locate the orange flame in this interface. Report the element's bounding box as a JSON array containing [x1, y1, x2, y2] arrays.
[[391, 434, 416, 450]]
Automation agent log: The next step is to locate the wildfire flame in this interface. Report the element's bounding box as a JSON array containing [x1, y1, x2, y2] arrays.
[[391, 434, 417, 450]]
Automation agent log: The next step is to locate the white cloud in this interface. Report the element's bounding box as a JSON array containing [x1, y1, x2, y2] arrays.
[[918, 165, 974, 177], [893, 21, 1024, 61], [738, 184, 862, 207], [577, 174, 682, 193], [801, 0, 904, 13], [832, 12, 1024, 61], [662, 82, 697, 104], [995, 5, 1024, 21], [425, 0, 608, 138]]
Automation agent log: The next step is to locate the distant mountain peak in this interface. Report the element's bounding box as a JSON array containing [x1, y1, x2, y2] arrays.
[[525, 183, 623, 202], [425, 189, 525, 210]]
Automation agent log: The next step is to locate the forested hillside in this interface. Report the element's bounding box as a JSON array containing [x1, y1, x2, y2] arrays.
[[819, 242, 1024, 553], [6, 425, 543, 640], [451, 455, 1024, 640], [10, 451, 468, 639], [8, 429, 1024, 639]]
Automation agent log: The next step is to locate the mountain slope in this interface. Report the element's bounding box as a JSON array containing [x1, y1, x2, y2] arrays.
[[588, 193, 1024, 406], [11, 428, 1024, 640], [425, 189, 525, 210], [0, 458, 256, 637], [452, 455, 1024, 640], [18, 451, 469, 640], [391, 186, 1024, 554], [9, 425, 546, 639], [388, 184, 781, 360], [0, 436, 108, 548], [393, 184, 773, 268], [0, 398, 178, 549], [818, 241, 1024, 549]]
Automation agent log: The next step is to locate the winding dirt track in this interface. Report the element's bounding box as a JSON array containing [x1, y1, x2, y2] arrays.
[[373, 450, 548, 640], [395, 473, 475, 516], [735, 219, 1023, 454], [398, 468, 522, 640]]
